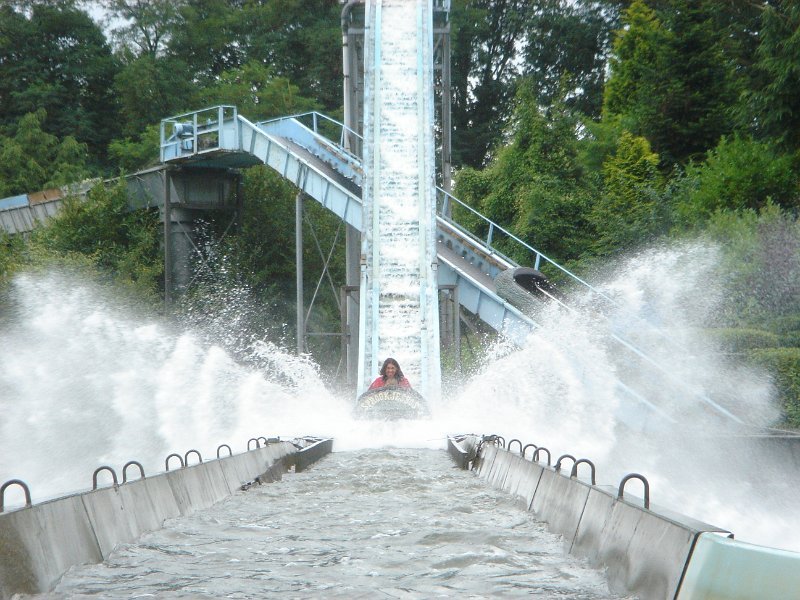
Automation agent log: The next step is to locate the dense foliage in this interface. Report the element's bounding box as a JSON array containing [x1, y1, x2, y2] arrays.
[[1, 0, 799, 424]]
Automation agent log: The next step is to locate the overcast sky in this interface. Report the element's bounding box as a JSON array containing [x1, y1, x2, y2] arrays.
[[79, 1, 123, 35]]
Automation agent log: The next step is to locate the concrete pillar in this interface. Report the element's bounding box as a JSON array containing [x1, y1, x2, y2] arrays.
[[168, 208, 197, 294]]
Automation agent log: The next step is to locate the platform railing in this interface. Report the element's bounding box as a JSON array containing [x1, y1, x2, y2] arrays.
[[160, 105, 239, 162], [257, 111, 362, 161], [256, 111, 613, 302]]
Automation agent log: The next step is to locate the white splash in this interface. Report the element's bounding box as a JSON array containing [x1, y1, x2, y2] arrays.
[[0, 271, 347, 504], [442, 242, 795, 552], [1, 243, 798, 554]]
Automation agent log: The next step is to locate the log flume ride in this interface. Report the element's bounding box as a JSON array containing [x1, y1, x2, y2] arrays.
[[353, 387, 430, 420]]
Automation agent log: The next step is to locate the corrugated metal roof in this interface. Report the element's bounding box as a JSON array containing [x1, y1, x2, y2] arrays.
[[28, 188, 62, 205], [0, 194, 30, 211]]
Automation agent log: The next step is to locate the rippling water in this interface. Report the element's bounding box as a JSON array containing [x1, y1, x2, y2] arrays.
[[41, 449, 625, 599]]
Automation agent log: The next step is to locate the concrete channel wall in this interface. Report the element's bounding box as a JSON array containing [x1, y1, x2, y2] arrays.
[[448, 436, 800, 600], [0, 439, 333, 599]]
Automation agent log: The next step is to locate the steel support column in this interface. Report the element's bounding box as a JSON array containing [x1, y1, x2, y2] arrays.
[[296, 191, 305, 355], [163, 168, 172, 310], [345, 225, 361, 383]]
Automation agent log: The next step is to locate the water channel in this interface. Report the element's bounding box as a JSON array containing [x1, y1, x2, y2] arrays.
[[42, 449, 628, 599]]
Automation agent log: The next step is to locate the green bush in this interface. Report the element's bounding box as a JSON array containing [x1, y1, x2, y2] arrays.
[[769, 315, 800, 335], [705, 328, 780, 352], [29, 180, 161, 297], [749, 347, 800, 429], [674, 136, 799, 226], [764, 315, 800, 347], [0, 231, 25, 283]]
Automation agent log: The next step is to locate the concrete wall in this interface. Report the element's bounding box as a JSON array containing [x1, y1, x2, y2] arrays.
[[451, 437, 800, 599], [0, 439, 332, 599]]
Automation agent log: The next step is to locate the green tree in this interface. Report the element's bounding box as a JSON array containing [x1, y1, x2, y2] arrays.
[[589, 131, 664, 255], [674, 135, 799, 226], [101, 0, 182, 57], [450, 0, 529, 168], [454, 81, 594, 266], [198, 61, 319, 121], [604, 0, 737, 167], [113, 53, 197, 138], [742, 2, 800, 152], [0, 110, 90, 196], [167, 0, 246, 87], [31, 180, 161, 289], [108, 123, 161, 173], [103, 0, 198, 139], [0, 1, 119, 165], [239, 0, 342, 112], [524, 0, 623, 119]]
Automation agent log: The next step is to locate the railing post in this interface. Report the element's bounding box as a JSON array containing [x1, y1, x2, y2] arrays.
[[487, 223, 494, 247], [192, 112, 198, 154], [218, 106, 224, 149], [233, 106, 239, 150], [160, 121, 165, 162]]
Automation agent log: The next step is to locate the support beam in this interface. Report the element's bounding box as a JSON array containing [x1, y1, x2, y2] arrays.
[[296, 192, 305, 355], [163, 169, 172, 310], [345, 225, 361, 383]]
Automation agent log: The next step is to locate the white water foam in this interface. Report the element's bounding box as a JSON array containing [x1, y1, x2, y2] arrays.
[[0, 271, 448, 508], [441, 242, 797, 552], [1, 243, 798, 554]]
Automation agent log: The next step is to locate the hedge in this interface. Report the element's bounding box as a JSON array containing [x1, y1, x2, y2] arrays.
[[748, 347, 800, 429], [705, 328, 780, 353]]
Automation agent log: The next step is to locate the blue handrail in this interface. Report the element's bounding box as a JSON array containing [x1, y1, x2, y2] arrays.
[[259, 111, 616, 303]]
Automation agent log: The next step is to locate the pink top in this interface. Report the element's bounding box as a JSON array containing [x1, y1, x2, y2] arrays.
[[368, 376, 411, 390]]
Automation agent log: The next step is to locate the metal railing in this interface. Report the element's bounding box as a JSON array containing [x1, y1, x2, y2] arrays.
[[435, 188, 614, 301], [258, 111, 614, 301], [258, 111, 362, 160], [160, 105, 239, 162]]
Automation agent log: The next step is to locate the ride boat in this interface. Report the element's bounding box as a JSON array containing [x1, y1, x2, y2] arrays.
[[353, 386, 429, 420]]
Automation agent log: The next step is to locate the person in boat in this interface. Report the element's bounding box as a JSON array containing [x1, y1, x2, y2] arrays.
[[368, 357, 411, 390]]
